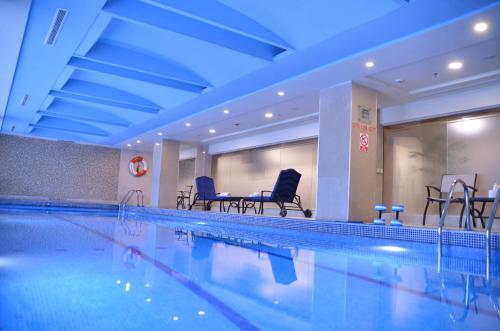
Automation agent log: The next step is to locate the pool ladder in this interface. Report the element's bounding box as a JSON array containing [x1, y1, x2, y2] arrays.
[[437, 179, 471, 256], [118, 190, 144, 236], [437, 179, 500, 279]]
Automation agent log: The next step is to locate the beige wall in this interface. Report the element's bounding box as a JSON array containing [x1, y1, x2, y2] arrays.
[[212, 139, 318, 210], [117, 149, 153, 206]]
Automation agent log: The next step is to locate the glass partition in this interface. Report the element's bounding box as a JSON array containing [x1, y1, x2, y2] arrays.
[[383, 110, 500, 229]]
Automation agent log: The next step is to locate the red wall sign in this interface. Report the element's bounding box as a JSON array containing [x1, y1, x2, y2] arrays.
[[359, 133, 369, 152]]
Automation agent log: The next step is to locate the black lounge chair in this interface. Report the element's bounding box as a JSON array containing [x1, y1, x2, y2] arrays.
[[242, 169, 312, 218], [189, 176, 240, 212]]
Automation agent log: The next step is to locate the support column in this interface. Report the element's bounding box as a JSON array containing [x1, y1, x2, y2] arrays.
[[150, 139, 180, 208], [316, 82, 378, 221], [194, 145, 212, 178]]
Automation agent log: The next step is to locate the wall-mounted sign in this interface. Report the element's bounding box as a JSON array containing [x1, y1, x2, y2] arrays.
[[359, 133, 369, 152], [358, 105, 372, 124]]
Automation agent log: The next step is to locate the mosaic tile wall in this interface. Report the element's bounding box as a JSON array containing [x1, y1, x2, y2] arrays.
[[0, 134, 120, 202]]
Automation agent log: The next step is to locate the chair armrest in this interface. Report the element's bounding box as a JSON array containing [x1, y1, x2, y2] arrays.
[[425, 185, 441, 198]]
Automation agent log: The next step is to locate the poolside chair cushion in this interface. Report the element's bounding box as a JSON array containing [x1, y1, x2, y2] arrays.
[[270, 169, 302, 202], [195, 176, 218, 200], [243, 196, 273, 202]]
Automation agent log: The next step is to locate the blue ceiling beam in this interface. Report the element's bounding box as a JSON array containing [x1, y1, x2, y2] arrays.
[[102, 0, 285, 61], [144, 0, 293, 50], [68, 57, 205, 93], [30, 116, 111, 137], [55, 79, 161, 114], [29, 128, 92, 143], [49, 90, 160, 114], [39, 100, 131, 128], [85, 41, 212, 88]]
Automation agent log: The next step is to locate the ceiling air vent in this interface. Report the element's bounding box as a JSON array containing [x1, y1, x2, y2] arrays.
[[44, 8, 68, 46]]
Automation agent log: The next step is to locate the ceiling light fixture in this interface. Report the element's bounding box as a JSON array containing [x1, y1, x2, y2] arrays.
[[448, 61, 463, 70], [127, 144, 131, 147], [223, 109, 230, 114], [277, 91, 285, 96], [157, 132, 163, 136], [365, 61, 375, 68], [265, 113, 273, 118], [136, 140, 141, 144], [185, 122, 191, 127], [209, 129, 216, 133], [155, 142, 161, 146], [474, 22, 488, 33]]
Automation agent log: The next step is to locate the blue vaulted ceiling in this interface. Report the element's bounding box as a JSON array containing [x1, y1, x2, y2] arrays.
[[2, 0, 499, 145]]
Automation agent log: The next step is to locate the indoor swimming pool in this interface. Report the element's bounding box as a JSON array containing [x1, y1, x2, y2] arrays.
[[0, 210, 499, 331]]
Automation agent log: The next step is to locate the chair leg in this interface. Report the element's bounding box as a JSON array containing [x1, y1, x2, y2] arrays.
[[459, 204, 465, 228], [423, 200, 430, 226]]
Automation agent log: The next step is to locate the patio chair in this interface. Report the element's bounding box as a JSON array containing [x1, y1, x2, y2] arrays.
[[189, 176, 239, 212], [242, 169, 312, 218], [422, 173, 478, 227], [176, 185, 193, 209]]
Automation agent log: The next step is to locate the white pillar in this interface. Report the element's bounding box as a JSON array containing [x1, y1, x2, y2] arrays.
[[194, 145, 212, 178], [316, 82, 378, 221], [150, 139, 180, 208]]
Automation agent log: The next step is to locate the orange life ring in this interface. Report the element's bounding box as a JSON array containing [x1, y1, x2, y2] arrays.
[[129, 156, 148, 177]]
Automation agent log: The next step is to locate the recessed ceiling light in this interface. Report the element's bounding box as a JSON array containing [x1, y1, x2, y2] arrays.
[[223, 109, 230, 114], [209, 129, 216, 133], [157, 132, 163, 136], [265, 113, 273, 118], [474, 22, 488, 33], [185, 122, 191, 127], [277, 91, 285, 96], [448, 61, 463, 70], [155, 142, 161, 146], [172, 316, 179, 321], [365, 61, 375, 68], [126, 143, 131, 147], [136, 140, 141, 144], [198, 311, 206, 316]]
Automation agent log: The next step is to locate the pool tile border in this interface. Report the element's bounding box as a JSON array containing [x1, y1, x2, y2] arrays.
[[128, 206, 500, 250]]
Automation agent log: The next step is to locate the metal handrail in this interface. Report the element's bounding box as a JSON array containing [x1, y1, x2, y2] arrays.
[[485, 189, 500, 281], [438, 179, 471, 255]]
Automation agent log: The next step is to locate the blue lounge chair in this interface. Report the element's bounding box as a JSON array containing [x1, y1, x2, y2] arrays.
[[189, 176, 241, 212], [242, 169, 312, 218]]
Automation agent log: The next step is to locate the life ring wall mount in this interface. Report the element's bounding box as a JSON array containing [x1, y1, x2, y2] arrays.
[[129, 156, 148, 177]]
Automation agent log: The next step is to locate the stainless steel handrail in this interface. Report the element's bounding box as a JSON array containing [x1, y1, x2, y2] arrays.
[[485, 189, 500, 281], [438, 179, 471, 255]]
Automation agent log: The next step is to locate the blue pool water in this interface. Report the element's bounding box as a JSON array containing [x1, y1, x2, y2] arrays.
[[0, 211, 499, 331]]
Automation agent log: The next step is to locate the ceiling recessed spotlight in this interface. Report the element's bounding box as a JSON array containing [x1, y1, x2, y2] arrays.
[[209, 129, 216, 134], [185, 122, 191, 127], [277, 91, 285, 96], [448, 61, 463, 70], [265, 113, 273, 118], [157, 132, 163, 136], [198, 311, 206, 316], [155, 142, 161, 146], [126, 144, 131, 147], [223, 109, 230, 114], [474, 22, 488, 33], [365, 61, 375, 68], [172, 316, 179, 321], [136, 140, 141, 144]]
